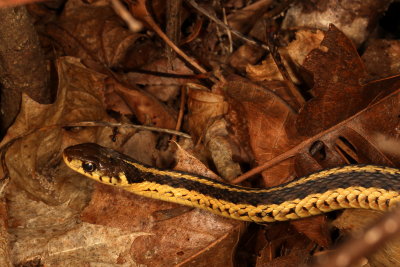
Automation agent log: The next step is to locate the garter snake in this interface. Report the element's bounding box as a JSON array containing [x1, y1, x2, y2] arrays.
[[63, 143, 400, 223]]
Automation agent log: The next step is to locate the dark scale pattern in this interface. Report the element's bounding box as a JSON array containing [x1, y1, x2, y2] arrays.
[[65, 144, 400, 207], [121, 163, 400, 206]]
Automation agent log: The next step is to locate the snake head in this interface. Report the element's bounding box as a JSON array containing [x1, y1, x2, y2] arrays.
[[63, 143, 134, 186]]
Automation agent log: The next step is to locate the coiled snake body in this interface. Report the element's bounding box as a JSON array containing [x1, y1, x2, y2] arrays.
[[63, 143, 400, 223]]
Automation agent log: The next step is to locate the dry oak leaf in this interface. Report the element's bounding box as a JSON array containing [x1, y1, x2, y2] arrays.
[[1, 56, 109, 205], [46, 0, 145, 68], [2, 57, 124, 265], [1, 57, 245, 266], [81, 156, 244, 266], [246, 29, 325, 83], [295, 24, 398, 136], [187, 87, 228, 142], [224, 79, 298, 187], [224, 78, 330, 247]]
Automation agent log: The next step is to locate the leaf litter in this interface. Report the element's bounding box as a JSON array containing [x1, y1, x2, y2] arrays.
[[1, 0, 400, 266]]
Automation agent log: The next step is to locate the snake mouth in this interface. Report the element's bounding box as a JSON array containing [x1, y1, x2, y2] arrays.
[[62, 153, 72, 163]]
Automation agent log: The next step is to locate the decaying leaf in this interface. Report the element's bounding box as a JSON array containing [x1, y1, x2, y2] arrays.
[[2, 57, 243, 266], [2, 1, 400, 266], [105, 78, 177, 129], [225, 25, 400, 253], [224, 79, 298, 187], [46, 0, 146, 68], [247, 29, 325, 83], [4, 57, 114, 265], [296, 24, 387, 136], [1, 57, 109, 204]]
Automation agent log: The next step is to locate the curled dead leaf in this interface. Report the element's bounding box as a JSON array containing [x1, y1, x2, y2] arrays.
[[106, 79, 177, 129]]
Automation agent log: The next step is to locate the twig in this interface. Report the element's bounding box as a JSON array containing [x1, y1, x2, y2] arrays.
[[111, 0, 143, 32], [313, 205, 400, 267], [267, 33, 305, 112], [222, 7, 233, 53], [66, 121, 191, 138], [165, 0, 182, 69], [231, 86, 400, 184], [127, 0, 208, 74], [185, 0, 270, 51], [171, 86, 186, 142]]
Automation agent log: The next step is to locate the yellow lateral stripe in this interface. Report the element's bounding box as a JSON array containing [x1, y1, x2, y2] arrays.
[[63, 143, 400, 223], [123, 160, 400, 194], [121, 182, 400, 222]]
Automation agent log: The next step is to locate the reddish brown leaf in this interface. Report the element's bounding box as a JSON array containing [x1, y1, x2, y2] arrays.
[[257, 223, 314, 266], [46, 3, 146, 68], [294, 75, 400, 171], [296, 25, 400, 137], [81, 173, 244, 266], [291, 216, 331, 248], [224, 79, 299, 187], [296, 25, 364, 136], [187, 87, 228, 142], [106, 79, 177, 129]]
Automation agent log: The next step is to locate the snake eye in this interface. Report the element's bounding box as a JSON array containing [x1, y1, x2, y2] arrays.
[[82, 162, 96, 172]]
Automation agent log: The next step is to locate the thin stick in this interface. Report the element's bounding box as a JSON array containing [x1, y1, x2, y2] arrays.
[[66, 121, 191, 138], [171, 86, 186, 142], [111, 0, 143, 32], [231, 85, 400, 184], [185, 0, 270, 51], [145, 18, 208, 74], [125, 0, 207, 74], [313, 206, 400, 267], [267, 36, 305, 111]]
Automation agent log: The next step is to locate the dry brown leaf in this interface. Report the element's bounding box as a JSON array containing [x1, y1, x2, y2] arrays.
[[224, 79, 298, 187], [125, 57, 195, 86], [124, 57, 195, 102], [228, 44, 265, 72], [174, 142, 221, 181], [291, 216, 330, 248], [227, 0, 272, 34], [1, 57, 109, 204], [81, 180, 244, 266], [294, 76, 400, 169], [46, 0, 146, 68], [257, 223, 314, 266], [296, 25, 370, 136], [246, 29, 324, 83], [4, 57, 118, 265], [106, 79, 177, 129], [2, 56, 244, 266], [187, 87, 228, 142]]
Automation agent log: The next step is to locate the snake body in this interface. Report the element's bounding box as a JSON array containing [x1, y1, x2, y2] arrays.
[[63, 143, 400, 223]]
